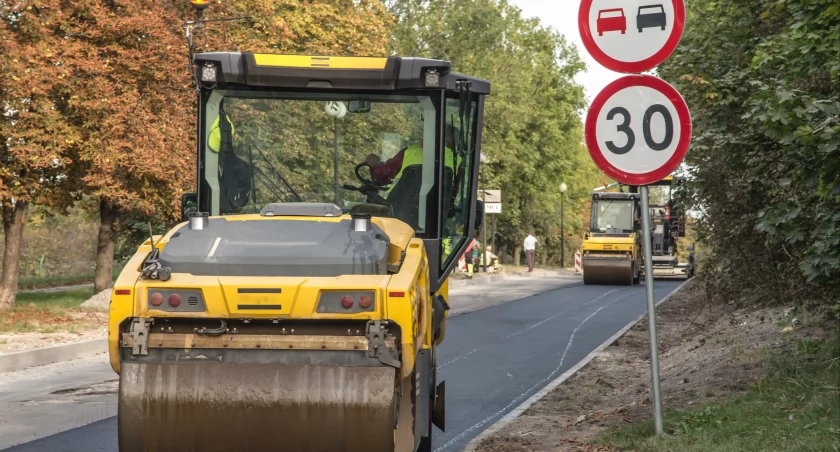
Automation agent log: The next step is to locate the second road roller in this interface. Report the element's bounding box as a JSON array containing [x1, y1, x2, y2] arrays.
[[581, 191, 643, 285], [108, 2, 491, 450]]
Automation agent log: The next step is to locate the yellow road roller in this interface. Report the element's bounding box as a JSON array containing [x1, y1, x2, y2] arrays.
[[108, 44, 491, 452], [581, 191, 642, 285]]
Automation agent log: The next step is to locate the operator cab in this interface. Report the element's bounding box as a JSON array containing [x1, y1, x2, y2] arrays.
[[590, 192, 640, 235], [181, 53, 490, 289]]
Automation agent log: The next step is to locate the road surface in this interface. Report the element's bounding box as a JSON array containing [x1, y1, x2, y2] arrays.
[[0, 276, 681, 451]]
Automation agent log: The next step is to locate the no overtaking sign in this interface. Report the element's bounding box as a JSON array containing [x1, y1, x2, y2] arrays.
[[578, 0, 686, 73]]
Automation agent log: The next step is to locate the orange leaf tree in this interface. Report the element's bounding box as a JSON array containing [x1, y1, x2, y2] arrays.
[[53, 0, 195, 293], [1, 0, 77, 308]]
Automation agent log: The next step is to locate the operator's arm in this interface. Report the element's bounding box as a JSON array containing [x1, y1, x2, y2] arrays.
[[366, 148, 405, 184]]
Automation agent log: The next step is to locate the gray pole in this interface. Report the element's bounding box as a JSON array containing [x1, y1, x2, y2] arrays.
[[560, 192, 565, 269], [640, 185, 664, 435], [333, 117, 339, 206], [491, 214, 496, 263], [481, 162, 487, 273]]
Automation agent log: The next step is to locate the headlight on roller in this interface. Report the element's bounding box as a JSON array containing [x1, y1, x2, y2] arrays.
[[201, 63, 217, 82]]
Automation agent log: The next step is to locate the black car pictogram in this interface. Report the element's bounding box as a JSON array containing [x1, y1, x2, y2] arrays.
[[637, 4, 667, 32]]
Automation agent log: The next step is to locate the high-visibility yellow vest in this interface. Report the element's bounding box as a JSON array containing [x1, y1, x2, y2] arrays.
[[385, 144, 460, 194], [208, 115, 235, 153]]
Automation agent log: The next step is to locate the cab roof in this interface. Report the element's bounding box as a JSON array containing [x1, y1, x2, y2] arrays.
[[193, 52, 491, 94]]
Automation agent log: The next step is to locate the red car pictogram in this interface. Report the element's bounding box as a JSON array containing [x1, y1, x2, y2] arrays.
[[597, 8, 627, 36]]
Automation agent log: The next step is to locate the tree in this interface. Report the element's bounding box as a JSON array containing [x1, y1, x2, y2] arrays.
[[0, 0, 76, 308], [53, 0, 195, 293], [657, 0, 839, 306], [56, 0, 394, 294], [389, 0, 601, 264]]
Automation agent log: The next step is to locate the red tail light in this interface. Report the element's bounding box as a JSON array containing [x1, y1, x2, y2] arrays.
[[340, 296, 354, 309], [150, 292, 164, 306], [358, 295, 372, 308], [168, 294, 181, 307]]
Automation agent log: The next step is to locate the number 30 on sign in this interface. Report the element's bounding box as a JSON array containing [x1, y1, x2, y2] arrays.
[[585, 74, 691, 186]]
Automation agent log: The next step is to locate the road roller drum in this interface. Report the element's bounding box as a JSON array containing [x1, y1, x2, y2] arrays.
[[582, 256, 634, 285]]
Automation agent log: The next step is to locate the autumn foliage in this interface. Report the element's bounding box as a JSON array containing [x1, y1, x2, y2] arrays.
[[0, 0, 394, 306]]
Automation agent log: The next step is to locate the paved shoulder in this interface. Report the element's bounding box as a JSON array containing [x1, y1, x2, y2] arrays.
[[0, 354, 116, 450], [448, 276, 580, 316]]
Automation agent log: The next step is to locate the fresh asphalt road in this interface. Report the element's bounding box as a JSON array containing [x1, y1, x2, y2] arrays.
[[1, 277, 681, 451]]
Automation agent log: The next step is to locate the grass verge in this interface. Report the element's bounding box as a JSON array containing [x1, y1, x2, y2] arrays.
[[597, 335, 840, 452], [0, 289, 99, 333], [18, 269, 121, 291]]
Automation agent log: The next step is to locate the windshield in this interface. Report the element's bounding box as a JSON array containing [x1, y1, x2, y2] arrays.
[[594, 200, 635, 232], [200, 89, 442, 233]]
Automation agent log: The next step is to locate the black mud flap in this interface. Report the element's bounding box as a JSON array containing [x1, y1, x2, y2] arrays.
[[432, 380, 445, 432], [432, 294, 450, 340]]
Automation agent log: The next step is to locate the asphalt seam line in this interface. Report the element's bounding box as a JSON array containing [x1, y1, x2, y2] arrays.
[[462, 280, 689, 452]]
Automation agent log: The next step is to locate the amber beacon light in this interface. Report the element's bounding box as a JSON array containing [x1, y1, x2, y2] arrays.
[[189, 0, 210, 10]]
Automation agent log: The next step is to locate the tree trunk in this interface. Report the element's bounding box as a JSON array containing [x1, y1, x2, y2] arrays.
[[514, 246, 521, 267], [541, 254, 547, 267], [0, 201, 29, 310], [94, 199, 119, 294]]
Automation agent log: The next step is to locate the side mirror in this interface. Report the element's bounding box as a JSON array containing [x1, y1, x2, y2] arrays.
[[181, 192, 198, 222], [348, 100, 371, 113], [474, 199, 484, 231]]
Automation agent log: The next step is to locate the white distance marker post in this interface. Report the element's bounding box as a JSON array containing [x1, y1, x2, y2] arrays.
[[584, 75, 691, 436]]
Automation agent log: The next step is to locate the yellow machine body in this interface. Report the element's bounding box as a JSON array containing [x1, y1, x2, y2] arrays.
[[109, 51, 489, 452], [581, 191, 642, 286], [109, 216, 440, 451]]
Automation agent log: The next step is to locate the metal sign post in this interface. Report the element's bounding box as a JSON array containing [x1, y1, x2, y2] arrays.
[[578, 0, 689, 437], [640, 185, 664, 435], [482, 190, 502, 269]]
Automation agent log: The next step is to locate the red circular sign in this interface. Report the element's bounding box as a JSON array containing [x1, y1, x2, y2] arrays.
[[585, 75, 691, 186], [578, 0, 686, 73]]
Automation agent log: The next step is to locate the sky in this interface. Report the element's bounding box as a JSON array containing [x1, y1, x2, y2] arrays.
[[511, 0, 623, 113]]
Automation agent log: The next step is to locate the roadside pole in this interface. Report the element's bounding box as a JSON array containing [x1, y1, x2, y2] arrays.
[[640, 185, 664, 434], [491, 214, 496, 263], [578, 0, 689, 437]]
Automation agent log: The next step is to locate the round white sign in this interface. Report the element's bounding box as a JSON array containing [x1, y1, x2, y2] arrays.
[[585, 75, 692, 185], [578, 0, 686, 73]]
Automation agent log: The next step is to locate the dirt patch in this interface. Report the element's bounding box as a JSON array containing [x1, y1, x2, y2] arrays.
[[475, 278, 827, 451], [80, 289, 112, 310]]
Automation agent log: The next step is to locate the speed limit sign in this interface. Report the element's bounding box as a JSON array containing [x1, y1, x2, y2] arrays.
[[585, 74, 691, 186]]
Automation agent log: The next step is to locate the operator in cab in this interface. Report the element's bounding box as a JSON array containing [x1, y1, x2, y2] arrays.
[[361, 124, 463, 230], [364, 124, 461, 194]]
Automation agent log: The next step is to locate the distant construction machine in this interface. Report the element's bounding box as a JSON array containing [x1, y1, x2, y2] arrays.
[[581, 191, 642, 285], [108, 1, 491, 451], [629, 177, 691, 280], [582, 176, 690, 285]]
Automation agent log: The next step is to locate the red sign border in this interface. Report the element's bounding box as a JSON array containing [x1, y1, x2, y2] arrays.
[[578, 0, 686, 74], [585, 74, 692, 186]]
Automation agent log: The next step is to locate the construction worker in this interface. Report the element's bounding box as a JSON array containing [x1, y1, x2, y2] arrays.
[[365, 124, 461, 194], [482, 245, 500, 271], [208, 114, 235, 153], [462, 238, 477, 278]]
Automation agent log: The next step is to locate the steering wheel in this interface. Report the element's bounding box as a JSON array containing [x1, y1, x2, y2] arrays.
[[342, 161, 390, 203], [354, 161, 378, 187]]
